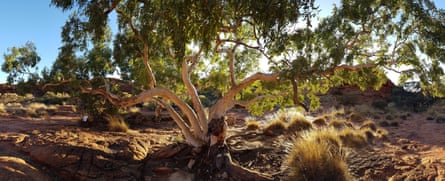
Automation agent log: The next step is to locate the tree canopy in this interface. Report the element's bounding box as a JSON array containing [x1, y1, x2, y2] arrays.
[[2, 41, 41, 84], [3, 0, 444, 147]]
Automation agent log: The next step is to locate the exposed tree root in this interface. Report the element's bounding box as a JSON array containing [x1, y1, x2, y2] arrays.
[[196, 144, 274, 181], [149, 143, 275, 180]]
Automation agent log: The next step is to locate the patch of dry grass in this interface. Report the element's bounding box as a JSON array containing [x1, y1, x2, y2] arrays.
[[360, 120, 377, 131], [338, 128, 368, 148], [287, 114, 312, 133], [263, 120, 287, 136], [25, 103, 49, 118], [285, 136, 352, 181], [329, 119, 350, 130], [348, 112, 364, 123], [245, 117, 261, 131], [104, 114, 129, 132], [0, 103, 6, 113], [312, 116, 328, 128], [303, 128, 342, 153]]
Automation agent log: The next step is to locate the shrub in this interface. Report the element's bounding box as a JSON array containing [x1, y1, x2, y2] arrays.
[[263, 120, 287, 136], [287, 115, 313, 133], [285, 138, 352, 181]]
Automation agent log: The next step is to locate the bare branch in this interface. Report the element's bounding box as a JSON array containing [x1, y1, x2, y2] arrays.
[[150, 98, 204, 147], [104, 0, 120, 14], [182, 49, 208, 134], [209, 72, 280, 119], [115, 9, 156, 89]]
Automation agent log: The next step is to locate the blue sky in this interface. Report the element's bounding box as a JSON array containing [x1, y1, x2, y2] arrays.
[[0, 0, 444, 84]]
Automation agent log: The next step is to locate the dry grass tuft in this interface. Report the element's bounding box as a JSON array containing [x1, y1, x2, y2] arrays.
[[329, 119, 350, 130], [348, 112, 364, 123], [303, 128, 342, 153], [263, 120, 287, 136], [338, 128, 368, 148], [376, 128, 389, 141], [245, 118, 261, 131], [0, 103, 6, 113], [104, 114, 129, 132], [360, 128, 376, 144], [312, 116, 328, 128], [286, 137, 352, 181], [26, 103, 49, 117], [287, 115, 312, 133], [360, 120, 377, 132], [329, 107, 346, 119]]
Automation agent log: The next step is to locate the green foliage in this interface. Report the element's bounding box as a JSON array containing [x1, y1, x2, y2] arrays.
[[1, 41, 41, 84]]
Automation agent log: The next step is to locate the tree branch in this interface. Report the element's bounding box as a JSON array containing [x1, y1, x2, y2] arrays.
[[104, 0, 120, 14], [182, 49, 208, 136], [115, 9, 156, 89], [209, 72, 280, 119], [150, 97, 204, 147]]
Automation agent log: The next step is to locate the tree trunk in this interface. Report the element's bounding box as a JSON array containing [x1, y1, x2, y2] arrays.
[[192, 117, 273, 180]]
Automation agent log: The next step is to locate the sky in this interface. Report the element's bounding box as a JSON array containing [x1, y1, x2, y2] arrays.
[[0, 0, 444, 84]]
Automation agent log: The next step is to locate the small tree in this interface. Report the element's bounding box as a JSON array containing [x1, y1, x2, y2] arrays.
[[42, 0, 445, 179]]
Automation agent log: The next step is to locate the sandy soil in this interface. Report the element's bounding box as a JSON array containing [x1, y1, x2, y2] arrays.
[[0, 104, 445, 180]]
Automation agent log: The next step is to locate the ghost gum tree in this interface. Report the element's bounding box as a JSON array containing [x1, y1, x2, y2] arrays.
[[44, 0, 445, 179]]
